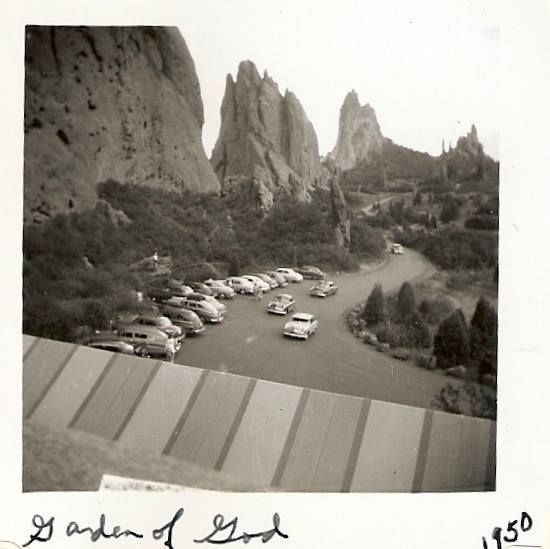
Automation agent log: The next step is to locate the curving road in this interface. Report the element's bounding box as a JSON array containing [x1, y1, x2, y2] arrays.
[[177, 250, 457, 410]]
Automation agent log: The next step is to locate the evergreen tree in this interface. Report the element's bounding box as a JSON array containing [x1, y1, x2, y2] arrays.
[[440, 199, 460, 223], [433, 308, 470, 369], [409, 311, 432, 348], [228, 255, 241, 277], [362, 283, 385, 326], [470, 296, 498, 375], [397, 281, 416, 319]]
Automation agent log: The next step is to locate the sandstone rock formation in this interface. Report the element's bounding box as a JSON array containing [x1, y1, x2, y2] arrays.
[[24, 26, 220, 223], [330, 90, 384, 170], [453, 124, 484, 157], [211, 61, 322, 211], [329, 167, 351, 249], [442, 124, 497, 182]]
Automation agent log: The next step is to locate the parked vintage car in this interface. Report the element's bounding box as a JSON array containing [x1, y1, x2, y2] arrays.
[[309, 280, 338, 298], [86, 339, 137, 355], [445, 365, 468, 379], [267, 293, 296, 315], [114, 324, 177, 358], [112, 312, 184, 347], [203, 279, 236, 299], [265, 271, 289, 288], [242, 275, 270, 292], [251, 273, 279, 289], [295, 265, 325, 280], [185, 292, 227, 315], [165, 296, 224, 323], [159, 305, 205, 335], [276, 267, 304, 282], [283, 312, 318, 339], [224, 276, 256, 295], [188, 282, 214, 296]]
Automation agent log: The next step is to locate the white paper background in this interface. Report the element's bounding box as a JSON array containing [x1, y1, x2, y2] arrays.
[[1, 1, 549, 547]]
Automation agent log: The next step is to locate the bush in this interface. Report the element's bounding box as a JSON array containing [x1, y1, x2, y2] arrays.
[[396, 281, 416, 319], [470, 296, 498, 375], [418, 296, 455, 325], [433, 309, 470, 369], [349, 218, 386, 259], [183, 263, 221, 282], [464, 215, 499, 231], [374, 316, 431, 349], [79, 299, 112, 330], [440, 199, 460, 223], [362, 283, 385, 326], [395, 228, 497, 270], [432, 382, 496, 420]]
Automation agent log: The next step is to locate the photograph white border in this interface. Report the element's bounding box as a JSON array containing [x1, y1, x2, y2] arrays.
[[2, 0, 549, 547]]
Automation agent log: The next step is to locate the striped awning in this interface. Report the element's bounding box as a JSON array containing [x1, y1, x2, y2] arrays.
[[23, 335, 496, 492]]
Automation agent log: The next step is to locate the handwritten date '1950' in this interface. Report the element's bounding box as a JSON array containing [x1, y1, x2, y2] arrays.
[[482, 511, 534, 549]]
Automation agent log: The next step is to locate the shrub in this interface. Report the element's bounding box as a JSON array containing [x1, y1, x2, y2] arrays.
[[395, 228, 497, 271], [418, 296, 455, 325], [396, 281, 416, 319], [374, 316, 431, 349], [374, 323, 401, 348], [432, 382, 496, 420], [228, 256, 241, 277], [433, 308, 470, 369], [79, 299, 112, 330], [470, 296, 498, 374], [440, 199, 460, 223], [362, 283, 385, 326], [464, 215, 499, 230], [349, 218, 386, 259]]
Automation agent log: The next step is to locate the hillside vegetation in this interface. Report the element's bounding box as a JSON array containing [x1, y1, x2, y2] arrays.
[[23, 180, 385, 341]]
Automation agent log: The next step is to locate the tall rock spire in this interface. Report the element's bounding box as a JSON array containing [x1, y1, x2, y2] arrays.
[[329, 90, 384, 170], [210, 60, 322, 211]]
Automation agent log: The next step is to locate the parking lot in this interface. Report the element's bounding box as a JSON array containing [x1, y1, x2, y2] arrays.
[[176, 250, 460, 410]]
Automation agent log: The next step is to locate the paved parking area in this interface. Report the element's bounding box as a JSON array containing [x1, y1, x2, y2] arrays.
[[178, 251, 457, 410]]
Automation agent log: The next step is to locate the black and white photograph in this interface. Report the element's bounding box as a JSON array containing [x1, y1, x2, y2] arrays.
[[21, 4, 501, 494]]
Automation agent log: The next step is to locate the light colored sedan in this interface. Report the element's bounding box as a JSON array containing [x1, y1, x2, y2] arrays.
[[224, 276, 255, 295], [251, 273, 279, 289], [276, 267, 304, 282], [204, 279, 236, 299], [242, 275, 271, 292], [267, 293, 296, 315], [283, 312, 318, 339], [309, 280, 338, 298], [266, 271, 289, 288]]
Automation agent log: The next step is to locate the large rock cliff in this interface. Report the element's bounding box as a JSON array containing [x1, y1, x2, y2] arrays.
[[24, 26, 220, 223], [330, 90, 384, 170], [211, 61, 322, 210]]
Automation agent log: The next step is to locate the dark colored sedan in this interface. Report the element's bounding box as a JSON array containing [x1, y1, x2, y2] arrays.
[[295, 265, 325, 280], [188, 282, 214, 296]]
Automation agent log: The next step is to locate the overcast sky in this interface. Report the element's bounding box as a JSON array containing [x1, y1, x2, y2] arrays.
[[178, 0, 499, 160]]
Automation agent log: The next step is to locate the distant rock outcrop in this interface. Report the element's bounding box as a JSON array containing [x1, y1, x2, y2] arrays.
[[24, 26, 220, 224], [452, 124, 484, 157], [442, 124, 497, 182], [330, 90, 384, 170], [211, 61, 322, 211]]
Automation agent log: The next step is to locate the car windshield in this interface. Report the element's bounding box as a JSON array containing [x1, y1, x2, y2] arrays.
[[293, 316, 310, 323]]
